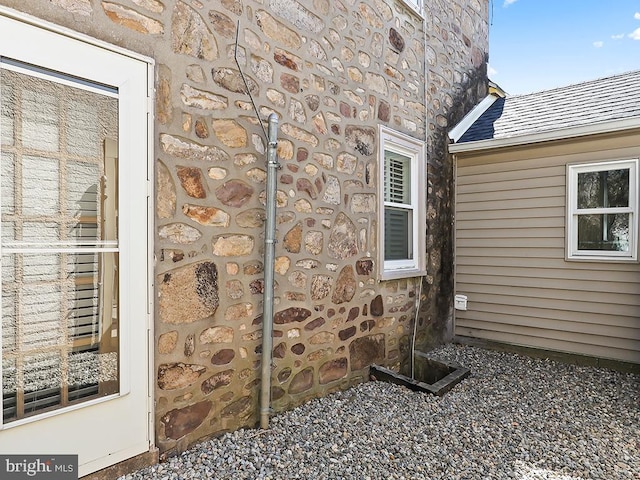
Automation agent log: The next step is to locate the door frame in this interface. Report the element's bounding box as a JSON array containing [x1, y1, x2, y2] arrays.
[[0, 5, 155, 475]]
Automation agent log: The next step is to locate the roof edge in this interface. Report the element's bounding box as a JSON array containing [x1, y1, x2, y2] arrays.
[[448, 94, 500, 143], [448, 116, 640, 154]]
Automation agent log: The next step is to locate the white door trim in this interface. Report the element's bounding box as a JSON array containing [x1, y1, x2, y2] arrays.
[[0, 10, 155, 476]]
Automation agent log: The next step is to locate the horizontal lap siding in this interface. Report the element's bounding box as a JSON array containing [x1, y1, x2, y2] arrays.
[[454, 144, 640, 364]]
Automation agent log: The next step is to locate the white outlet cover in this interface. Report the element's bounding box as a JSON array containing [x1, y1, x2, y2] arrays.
[[454, 294, 467, 311]]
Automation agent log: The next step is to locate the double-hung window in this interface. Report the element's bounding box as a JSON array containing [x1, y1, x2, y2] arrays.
[[567, 159, 638, 261], [378, 126, 426, 279]]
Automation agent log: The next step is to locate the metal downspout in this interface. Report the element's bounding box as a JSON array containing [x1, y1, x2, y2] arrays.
[[260, 114, 279, 429]]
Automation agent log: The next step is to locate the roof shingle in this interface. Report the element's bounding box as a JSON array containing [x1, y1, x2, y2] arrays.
[[458, 70, 640, 143]]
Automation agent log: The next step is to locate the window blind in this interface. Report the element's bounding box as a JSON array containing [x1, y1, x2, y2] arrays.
[[384, 151, 412, 260]]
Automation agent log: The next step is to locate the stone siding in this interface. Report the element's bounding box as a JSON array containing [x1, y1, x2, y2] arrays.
[[416, 0, 489, 354], [1, 0, 488, 458]]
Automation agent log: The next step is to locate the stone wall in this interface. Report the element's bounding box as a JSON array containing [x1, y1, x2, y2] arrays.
[[414, 0, 489, 355], [0, 0, 488, 459]]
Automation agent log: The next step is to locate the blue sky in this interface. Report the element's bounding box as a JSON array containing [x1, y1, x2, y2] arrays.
[[489, 0, 640, 95]]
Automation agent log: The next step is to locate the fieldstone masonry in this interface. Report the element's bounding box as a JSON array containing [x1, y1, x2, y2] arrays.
[[418, 0, 489, 355], [2, 0, 488, 459]]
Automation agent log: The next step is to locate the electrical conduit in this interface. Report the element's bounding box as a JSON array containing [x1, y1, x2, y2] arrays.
[[260, 114, 279, 429]]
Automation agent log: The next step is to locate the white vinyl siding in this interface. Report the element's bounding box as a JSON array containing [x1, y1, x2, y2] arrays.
[[378, 125, 426, 280], [454, 134, 640, 364]]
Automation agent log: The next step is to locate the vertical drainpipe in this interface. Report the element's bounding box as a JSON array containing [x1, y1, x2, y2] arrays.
[[260, 113, 279, 429]]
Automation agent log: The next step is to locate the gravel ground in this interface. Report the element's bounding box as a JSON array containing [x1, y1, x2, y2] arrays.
[[122, 344, 639, 480]]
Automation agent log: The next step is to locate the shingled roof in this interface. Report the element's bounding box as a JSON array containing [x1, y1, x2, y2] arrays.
[[451, 70, 640, 147]]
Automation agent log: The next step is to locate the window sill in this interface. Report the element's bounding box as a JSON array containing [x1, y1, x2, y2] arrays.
[[565, 254, 638, 263], [380, 268, 427, 281]]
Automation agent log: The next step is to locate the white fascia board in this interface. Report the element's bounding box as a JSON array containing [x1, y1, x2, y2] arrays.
[[448, 116, 640, 154], [448, 94, 500, 143]]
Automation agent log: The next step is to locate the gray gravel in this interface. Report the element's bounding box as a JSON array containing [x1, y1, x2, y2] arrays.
[[122, 344, 639, 480]]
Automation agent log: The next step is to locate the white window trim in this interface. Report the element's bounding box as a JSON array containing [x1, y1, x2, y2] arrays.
[[566, 158, 639, 262], [378, 125, 427, 280]]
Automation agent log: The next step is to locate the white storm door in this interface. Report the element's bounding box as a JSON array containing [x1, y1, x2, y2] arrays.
[[0, 13, 151, 477]]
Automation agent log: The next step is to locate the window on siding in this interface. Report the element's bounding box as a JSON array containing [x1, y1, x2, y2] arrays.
[[567, 159, 638, 261], [379, 126, 426, 279]]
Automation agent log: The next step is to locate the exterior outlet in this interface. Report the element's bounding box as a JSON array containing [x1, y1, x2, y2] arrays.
[[454, 295, 468, 311]]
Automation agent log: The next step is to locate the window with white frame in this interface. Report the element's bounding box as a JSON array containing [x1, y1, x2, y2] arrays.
[[378, 126, 426, 279], [567, 159, 638, 261]]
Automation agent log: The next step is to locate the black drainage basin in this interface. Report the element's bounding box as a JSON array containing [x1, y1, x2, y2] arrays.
[[370, 352, 470, 396]]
